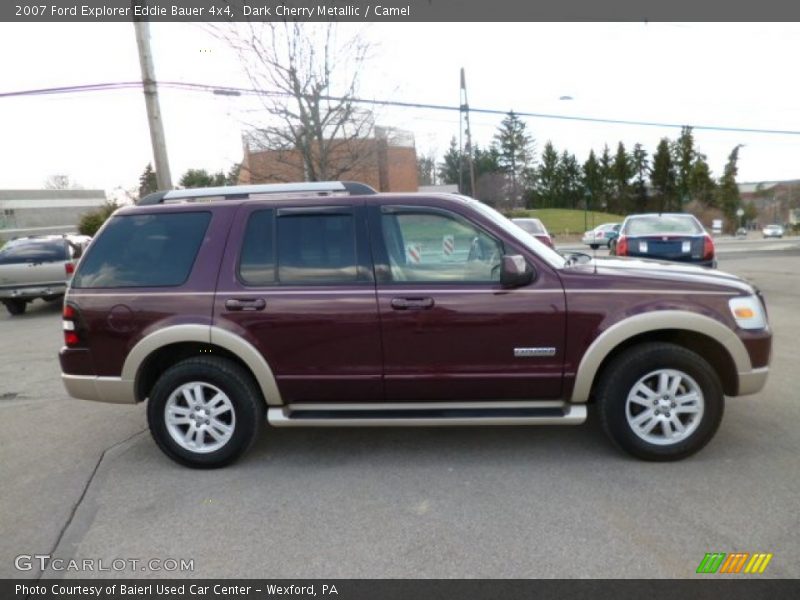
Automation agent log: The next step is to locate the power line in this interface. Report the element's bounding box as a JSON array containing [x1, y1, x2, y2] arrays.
[[3, 80, 800, 137]]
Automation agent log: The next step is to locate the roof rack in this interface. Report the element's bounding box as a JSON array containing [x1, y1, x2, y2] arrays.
[[138, 181, 377, 205]]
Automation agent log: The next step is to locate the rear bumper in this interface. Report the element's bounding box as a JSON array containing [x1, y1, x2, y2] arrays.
[[737, 367, 769, 396], [0, 283, 66, 300], [61, 374, 136, 404]]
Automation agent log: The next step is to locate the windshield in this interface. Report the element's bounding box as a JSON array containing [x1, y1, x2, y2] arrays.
[[624, 215, 703, 236], [463, 198, 565, 268], [513, 219, 546, 235]]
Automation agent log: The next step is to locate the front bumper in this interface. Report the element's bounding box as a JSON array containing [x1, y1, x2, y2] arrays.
[[737, 367, 769, 396], [61, 374, 136, 404]]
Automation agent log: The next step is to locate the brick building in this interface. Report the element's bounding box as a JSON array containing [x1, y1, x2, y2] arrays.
[[239, 127, 418, 192]]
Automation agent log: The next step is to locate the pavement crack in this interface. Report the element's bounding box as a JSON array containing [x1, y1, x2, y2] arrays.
[[34, 428, 148, 582]]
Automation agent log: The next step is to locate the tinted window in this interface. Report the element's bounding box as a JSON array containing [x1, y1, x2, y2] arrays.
[[625, 215, 703, 236], [382, 211, 503, 283], [73, 212, 211, 288], [0, 240, 68, 265], [239, 210, 276, 286], [277, 213, 357, 284]]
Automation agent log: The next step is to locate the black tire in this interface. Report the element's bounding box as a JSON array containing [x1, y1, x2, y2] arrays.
[[596, 342, 724, 461], [589, 244, 599, 250], [3, 299, 27, 316], [147, 357, 265, 468]]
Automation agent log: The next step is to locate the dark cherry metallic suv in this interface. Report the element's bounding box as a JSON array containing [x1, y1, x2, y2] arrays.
[[59, 182, 772, 467]]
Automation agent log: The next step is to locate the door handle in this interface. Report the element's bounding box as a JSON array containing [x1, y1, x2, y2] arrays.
[[225, 297, 266, 311], [390, 297, 435, 310]]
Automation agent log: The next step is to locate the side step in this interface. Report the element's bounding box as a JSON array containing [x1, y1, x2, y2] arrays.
[[267, 401, 586, 427]]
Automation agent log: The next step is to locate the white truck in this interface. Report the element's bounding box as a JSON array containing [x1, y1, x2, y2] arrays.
[[0, 235, 89, 315]]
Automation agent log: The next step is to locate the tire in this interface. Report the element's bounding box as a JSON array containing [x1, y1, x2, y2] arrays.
[[3, 299, 27, 316], [596, 342, 724, 461], [590, 244, 599, 250], [147, 357, 265, 468]]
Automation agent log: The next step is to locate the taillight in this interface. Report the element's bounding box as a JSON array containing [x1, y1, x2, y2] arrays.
[[703, 235, 715, 261], [63, 304, 81, 347], [616, 236, 628, 256], [65, 262, 75, 275]]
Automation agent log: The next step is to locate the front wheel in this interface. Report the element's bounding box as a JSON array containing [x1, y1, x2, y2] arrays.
[[147, 357, 265, 468], [589, 244, 599, 250], [596, 342, 724, 461]]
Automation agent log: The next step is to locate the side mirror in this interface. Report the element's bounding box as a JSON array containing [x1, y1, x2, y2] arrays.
[[500, 254, 534, 288]]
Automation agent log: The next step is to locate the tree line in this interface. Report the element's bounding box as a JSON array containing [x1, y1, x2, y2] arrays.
[[421, 112, 745, 224]]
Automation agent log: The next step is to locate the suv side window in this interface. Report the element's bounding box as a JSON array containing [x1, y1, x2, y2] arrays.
[[72, 212, 211, 288], [278, 211, 357, 284], [381, 210, 504, 283]]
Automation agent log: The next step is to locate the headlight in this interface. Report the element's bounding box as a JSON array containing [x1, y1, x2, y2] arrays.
[[728, 296, 768, 330]]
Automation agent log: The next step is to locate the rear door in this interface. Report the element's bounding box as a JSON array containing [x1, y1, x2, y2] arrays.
[[369, 201, 566, 402], [214, 200, 383, 403]]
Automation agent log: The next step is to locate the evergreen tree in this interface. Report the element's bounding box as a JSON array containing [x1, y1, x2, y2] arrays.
[[631, 143, 650, 211], [536, 141, 560, 208], [650, 138, 677, 212], [438, 138, 463, 188], [582, 150, 603, 211], [180, 169, 219, 188], [494, 111, 534, 207], [717, 145, 743, 231], [689, 154, 716, 207], [610, 142, 633, 214], [673, 126, 696, 208], [417, 155, 437, 186], [138, 163, 158, 200], [598, 145, 614, 212], [558, 151, 583, 209]]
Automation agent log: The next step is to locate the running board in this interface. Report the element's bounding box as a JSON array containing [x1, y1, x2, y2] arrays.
[[267, 401, 586, 427]]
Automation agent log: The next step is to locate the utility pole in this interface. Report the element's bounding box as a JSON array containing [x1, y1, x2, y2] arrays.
[[134, 17, 172, 190], [459, 68, 476, 197]]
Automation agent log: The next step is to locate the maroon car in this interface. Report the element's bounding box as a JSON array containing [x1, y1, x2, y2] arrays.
[[60, 182, 771, 467], [511, 217, 555, 248]]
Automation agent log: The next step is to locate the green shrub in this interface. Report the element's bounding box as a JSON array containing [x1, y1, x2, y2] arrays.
[[78, 202, 119, 236]]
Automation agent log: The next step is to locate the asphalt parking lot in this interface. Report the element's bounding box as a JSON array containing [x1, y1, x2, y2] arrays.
[[2, 239, 799, 580]]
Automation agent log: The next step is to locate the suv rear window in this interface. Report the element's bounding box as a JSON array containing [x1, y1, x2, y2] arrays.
[[72, 212, 211, 288], [0, 240, 68, 265]]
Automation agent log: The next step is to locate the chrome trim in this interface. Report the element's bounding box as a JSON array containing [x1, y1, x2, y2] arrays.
[[268, 402, 586, 427], [514, 347, 557, 358], [287, 400, 567, 411], [163, 182, 347, 200], [566, 289, 737, 296], [737, 367, 769, 396]]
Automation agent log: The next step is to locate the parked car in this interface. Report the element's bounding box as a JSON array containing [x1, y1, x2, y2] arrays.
[[762, 224, 784, 239], [511, 217, 554, 248], [614, 213, 716, 268], [735, 227, 748, 239], [0, 234, 88, 315], [582, 223, 620, 249], [60, 182, 771, 467]]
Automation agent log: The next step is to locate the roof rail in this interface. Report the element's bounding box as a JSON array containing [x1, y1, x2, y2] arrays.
[[137, 181, 377, 205]]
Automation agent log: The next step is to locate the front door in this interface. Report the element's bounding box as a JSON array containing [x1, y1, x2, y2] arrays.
[[370, 203, 566, 401]]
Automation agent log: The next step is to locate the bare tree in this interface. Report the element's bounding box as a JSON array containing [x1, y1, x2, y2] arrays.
[[44, 174, 82, 190], [216, 22, 376, 182]]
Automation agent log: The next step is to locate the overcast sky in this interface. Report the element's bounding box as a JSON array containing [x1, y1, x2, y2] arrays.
[[1, 21, 799, 196]]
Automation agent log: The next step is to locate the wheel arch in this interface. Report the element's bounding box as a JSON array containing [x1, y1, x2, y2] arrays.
[[570, 311, 750, 403], [123, 325, 283, 406]]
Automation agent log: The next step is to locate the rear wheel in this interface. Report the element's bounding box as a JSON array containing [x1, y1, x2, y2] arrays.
[[3, 299, 27, 316], [147, 357, 265, 468], [596, 342, 724, 461], [589, 244, 599, 250]]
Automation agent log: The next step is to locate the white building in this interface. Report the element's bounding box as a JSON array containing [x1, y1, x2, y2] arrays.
[[0, 189, 107, 239]]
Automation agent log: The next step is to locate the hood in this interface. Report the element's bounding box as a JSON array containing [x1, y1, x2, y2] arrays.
[[570, 256, 755, 294]]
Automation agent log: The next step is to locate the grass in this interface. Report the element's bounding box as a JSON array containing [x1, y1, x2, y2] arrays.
[[507, 209, 627, 235]]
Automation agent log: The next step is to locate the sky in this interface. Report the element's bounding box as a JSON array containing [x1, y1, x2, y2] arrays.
[[1, 21, 799, 198]]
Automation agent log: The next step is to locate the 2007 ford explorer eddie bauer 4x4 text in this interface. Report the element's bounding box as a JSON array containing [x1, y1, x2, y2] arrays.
[[59, 182, 771, 467]]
